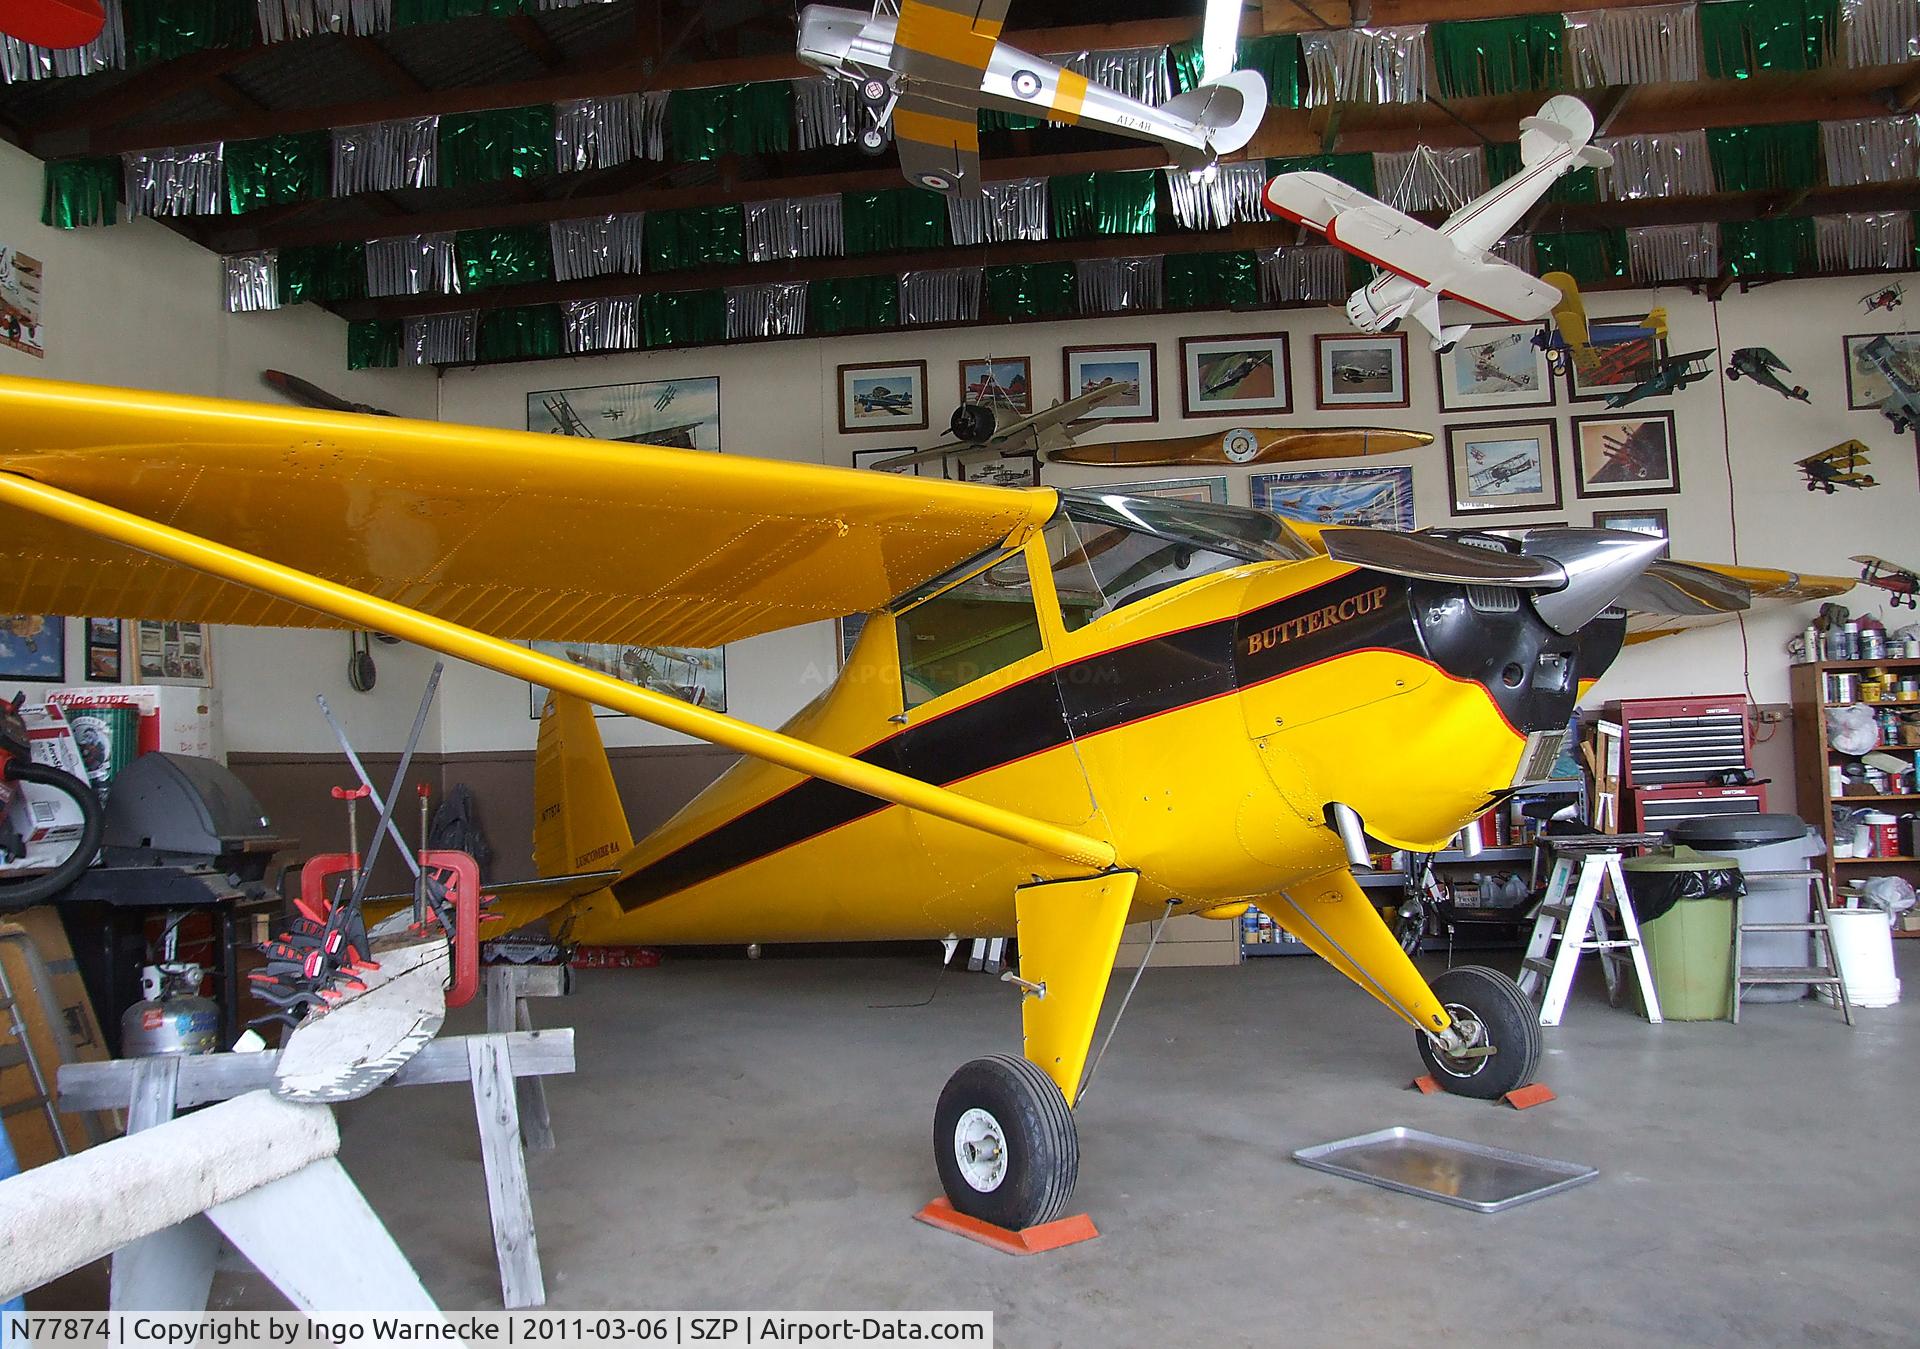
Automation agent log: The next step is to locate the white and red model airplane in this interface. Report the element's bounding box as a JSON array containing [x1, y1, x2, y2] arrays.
[[1263, 96, 1613, 351]]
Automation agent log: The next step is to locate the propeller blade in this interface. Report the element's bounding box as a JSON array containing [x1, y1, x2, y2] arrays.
[[1321, 528, 1567, 588], [1618, 560, 1752, 617], [262, 370, 394, 417]]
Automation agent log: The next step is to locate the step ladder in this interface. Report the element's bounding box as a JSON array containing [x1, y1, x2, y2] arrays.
[[1516, 834, 1665, 1027], [1732, 870, 1853, 1026], [0, 929, 69, 1162]]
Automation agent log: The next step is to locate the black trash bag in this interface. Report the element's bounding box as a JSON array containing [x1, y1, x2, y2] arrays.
[[428, 782, 494, 876], [1622, 860, 1746, 925]]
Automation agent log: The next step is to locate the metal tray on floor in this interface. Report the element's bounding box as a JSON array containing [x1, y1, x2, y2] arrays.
[[1293, 1127, 1597, 1213]]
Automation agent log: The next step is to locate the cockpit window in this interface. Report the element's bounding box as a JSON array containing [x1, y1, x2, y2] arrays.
[[896, 550, 1044, 708]]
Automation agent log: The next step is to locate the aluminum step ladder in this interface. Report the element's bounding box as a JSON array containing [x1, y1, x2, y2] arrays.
[[0, 928, 69, 1162], [1516, 834, 1664, 1027], [1732, 869, 1853, 1025]]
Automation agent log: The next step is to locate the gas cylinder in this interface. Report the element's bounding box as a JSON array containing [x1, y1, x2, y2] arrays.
[[121, 995, 219, 1056]]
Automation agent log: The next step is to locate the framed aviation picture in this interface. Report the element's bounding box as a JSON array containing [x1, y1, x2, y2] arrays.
[[1844, 332, 1920, 410], [851, 446, 938, 477], [528, 376, 721, 451], [1179, 333, 1291, 417], [528, 642, 726, 718], [1445, 420, 1563, 516], [0, 615, 64, 681], [86, 617, 122, 682], [958, 356, 1031, 413], [130, 619, 210, 685], [1593, 507, 1670, 547], [1436, 323, 1555, 412], [1566, 319, 1669, 403], [1113, 475, 1228, 503], [1251, 467, 1415, 531], [1063, 344, 1157, 423], [837, 360, 929, 434], [1572, 412, 1680, 498], [1314, 333, 1409, 409]]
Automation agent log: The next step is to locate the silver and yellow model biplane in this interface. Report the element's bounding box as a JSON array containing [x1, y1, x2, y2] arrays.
[[0, 377, 1851, 1229]]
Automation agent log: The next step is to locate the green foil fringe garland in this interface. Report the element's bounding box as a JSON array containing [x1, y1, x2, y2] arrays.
[[1706, 122, 1820, 192], [348, 319, 401, 370], [1266, 153, 1378, 196], [455, 226, 553, 291], [439, 105, 555, 187], [278, 242, 367, 305], [842, 188, 950, 254], [809, 276, 898, 333], [41, 158, 121, 228], [642, 290, 726, 348], [645, 206, 746, 273], [1165, 251, 1260, 309], [1531, 229, 1629, 284], [391, 0, 534, 24], [984, 263, 1076, 320], [477, 305, 564, 361], [1049, 171, 1157, 239], [1431, 16, 1565, 97], [225, 132, 329, 214], [668, 83, 793, 161], [1721, 216, 1817, 274], [122, 0, 253, 68], [1699, 0, 1836, 79], [1486, 143, 1600, 202], [1169, 34, 1306, 107]]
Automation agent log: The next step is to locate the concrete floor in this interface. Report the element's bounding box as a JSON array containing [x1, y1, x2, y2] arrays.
[[39, 946, 1920, 1345]]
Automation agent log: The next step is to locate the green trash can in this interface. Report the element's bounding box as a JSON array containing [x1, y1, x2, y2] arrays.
[[1621, 846, 1745, 1021]]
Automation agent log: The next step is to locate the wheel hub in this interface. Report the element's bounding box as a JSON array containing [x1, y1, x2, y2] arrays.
[[1430, 1004, 1492, 1077], [953, 1107, 1008, 1192]]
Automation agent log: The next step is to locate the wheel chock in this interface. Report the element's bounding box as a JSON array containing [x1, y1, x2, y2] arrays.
[[913, 1198, 1099, 1255], [1502, 1083, 1557, 1110], [1410, 1074, 1443, 1094]]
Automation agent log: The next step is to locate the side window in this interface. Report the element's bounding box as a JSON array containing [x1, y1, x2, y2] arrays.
[[1045, 515, 1107, 633], [896, 551, 1043, 709]]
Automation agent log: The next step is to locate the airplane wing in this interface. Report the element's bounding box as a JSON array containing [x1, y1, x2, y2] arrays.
[[892, 90, 981, 194], [873, 382, 1125, 470], [892, 0, 1010, 87], [1622, 562, 1854, 642], [0, 375, 1053, 648]]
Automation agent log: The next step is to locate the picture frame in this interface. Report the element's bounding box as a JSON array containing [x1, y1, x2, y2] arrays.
[[1179, 333, 1291, 417], [1436, 323, 1556, 412], [1111, 476, 1228, 504], [0, 614, 65, 682], [86, 617, 122, 683], [958, 357, 1032, 414], [851, 447, 938, 477], [130, 619, 210, 686], [528, 641, 726, 719], [1566, 323, 1669, 404], [958, 454, 1040, 489], [838, 360, 930, 434], [1592, 507, 1670, 543], [526, 376, 722, 451], [1572, 412, 1681, 498], [1444, 420, 1563, 516], [1251, 467, 1415, 532], [837, 613, 869, 668], [1063, 344, 1157, 423], [1844, 332, 1920, 410], [1314, 333, 1409, 409]]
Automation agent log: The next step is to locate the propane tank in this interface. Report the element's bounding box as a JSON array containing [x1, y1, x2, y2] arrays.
[[121, 962, 218, 1057]]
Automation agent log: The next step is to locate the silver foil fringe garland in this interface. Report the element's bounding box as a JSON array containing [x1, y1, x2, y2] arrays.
[[549, 213, 647, 281], [725, 282, 809, 338], [743, 195, 845, 262], [1564, 4, 1700, 87], [1259, 246, 1346, 304], [1164, 163, 1270, 229], [947, 178, 1050, 244], [1302, 26, 1429, 107], [333, 117, 439, 196], [404, 312, 476, 366], [1814, 212, 1915, 270], [899, 267, 983, 325], [123, 144, 224, 217], [1594, 131, 1714, 200], [1821, 116, 1920, 186], [1626, 223, 1718, 282], [365, 232, 460, 297], [563, 296, 642, 353], [1077, 257, 1163, 314], [224, 251, 281, 312]]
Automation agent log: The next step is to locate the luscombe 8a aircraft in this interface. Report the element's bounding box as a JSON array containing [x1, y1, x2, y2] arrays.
[[0, 376, 1848, 1230]]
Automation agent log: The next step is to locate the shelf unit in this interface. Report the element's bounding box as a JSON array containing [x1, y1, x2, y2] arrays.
[[1789, 657, 1920, 938]]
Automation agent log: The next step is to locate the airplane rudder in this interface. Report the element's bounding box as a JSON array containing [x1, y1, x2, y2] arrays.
[[532, 691, 635, 880]]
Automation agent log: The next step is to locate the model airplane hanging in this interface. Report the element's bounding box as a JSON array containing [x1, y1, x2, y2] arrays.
[[1861, 282, 1904, 314], [1854, 554, 1918, 607], [1048, 425, 1433, 467], [1726, 347, 1809, 402], [1856, 335, 1920, 434], [0, 0, 105, 47], [1604, 349, 1715, 408], [795, 0, 1266, 193], [1800, 441, 1876, 493], [0, 374, 1857, 1235], [1263, 96, 1612, 351], [874, 380, 1128, 470], [1532, 273, 1668, 380]]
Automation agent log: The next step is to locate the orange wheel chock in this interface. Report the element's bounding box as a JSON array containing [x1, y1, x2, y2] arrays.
[[1410, 1074, 1443, 1094], [912, 1198, 1098, 1256], [1502, 1083, 1557, 1110]]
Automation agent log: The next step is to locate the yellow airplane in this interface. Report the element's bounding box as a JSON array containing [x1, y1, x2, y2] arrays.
[[1536, 271, 1669, 383], [1799, 441, 1876, 494], [0, 376, 1852, 1231]]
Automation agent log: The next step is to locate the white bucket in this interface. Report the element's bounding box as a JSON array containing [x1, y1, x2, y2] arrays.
[[1819, 907, 1902, 1008]]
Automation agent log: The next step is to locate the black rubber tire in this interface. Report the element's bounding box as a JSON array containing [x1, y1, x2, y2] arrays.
[[0, 760, 104, 910], [933, 1054, 1078, 1230], [1416, 965, 1542, 1101]]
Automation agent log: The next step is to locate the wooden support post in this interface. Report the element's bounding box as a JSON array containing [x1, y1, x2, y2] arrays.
[[468, 1034, 545, 1310], [113, 1057, 222, 1313], [486, 968, 561, 1152]]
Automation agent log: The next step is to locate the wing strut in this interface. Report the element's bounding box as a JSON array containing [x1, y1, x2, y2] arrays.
[[0, 472, 1116, 873]]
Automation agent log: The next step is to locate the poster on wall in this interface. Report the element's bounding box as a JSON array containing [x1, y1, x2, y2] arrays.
[[527, 377, 722, 451], [958, 357, 1032, 414], [1251, 468, 1415, 531], [528, 641, 726, 719], [0, 247, 45, 359], [1063, 344, 1157, 422], [1572, 412, 1680, 497], [0, 615, 64, 681], [1179, 334, 1291, 417], [1444, 420, 1563, 516], [1314, 333, 1409, 409], [86, 618, 122, 682], [1116, 476, 1229, 503], [837, 361, 930, 434], [1565, 320, 1668, 402], [131, 619, 211, 685], [1844, 332, 1920, 409], [1436, 324, 1555, 412]]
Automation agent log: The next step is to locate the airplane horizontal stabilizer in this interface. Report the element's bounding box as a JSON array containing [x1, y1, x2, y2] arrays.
[[1517, 94, 1612, 170], [1161, 68, 1267, 156]]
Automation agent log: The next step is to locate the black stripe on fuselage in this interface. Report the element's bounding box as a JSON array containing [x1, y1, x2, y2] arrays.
[[613, 572, 1424, 910]]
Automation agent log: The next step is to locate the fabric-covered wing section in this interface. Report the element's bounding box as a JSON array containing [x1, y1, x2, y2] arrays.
[[0, 376, 1054, 648]]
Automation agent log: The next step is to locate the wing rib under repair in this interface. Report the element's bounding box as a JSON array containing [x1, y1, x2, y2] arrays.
[[0, 474, 1117, 891]]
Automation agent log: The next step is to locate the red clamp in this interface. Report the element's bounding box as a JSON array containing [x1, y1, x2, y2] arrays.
[[331, 785, 371, 800]]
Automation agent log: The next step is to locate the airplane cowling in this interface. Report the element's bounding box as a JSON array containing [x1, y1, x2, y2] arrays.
[[950, 402, 998, 444]]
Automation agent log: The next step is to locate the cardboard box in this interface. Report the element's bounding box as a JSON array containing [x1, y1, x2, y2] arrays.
[[0, 907, 109, 1169], [0, 703, 91, 875], [50, 684, 222, 763]]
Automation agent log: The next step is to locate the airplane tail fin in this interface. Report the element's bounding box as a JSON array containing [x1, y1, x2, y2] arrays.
[[1517, 95, 1611, 170], [1642, 305, 1669, 340], [524, 691, 635, 928], [1163, 69, 1268, 158]]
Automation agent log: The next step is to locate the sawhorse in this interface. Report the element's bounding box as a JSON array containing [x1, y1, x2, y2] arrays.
[[1517, 834, 1664, 1027], [486, 962, 571, 1152]]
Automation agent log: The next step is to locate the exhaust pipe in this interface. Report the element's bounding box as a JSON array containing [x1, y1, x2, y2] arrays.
[[1326, 802, 1374, 871]]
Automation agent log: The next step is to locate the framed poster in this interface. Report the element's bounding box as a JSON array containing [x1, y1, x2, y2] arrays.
[[1566, 324, 1669, 403], [1445, 420, 1563, 516], [0, 247, 45, 359], [1436, 323, 1555, 412], [1114, 475, 1228, 503], [837, 360, 929, 434], [1063, 344, 1157, 423], [1844, 332, 1920, 410], [958, 455, 1039, 489], [958, 357, 1031, 414], [527, 376, 721, 451], [1572, 412, 1681, 497], [528, 641, 725, 719], [86, 617, 122, 682], [0, 615, 64, 682], [1593, 507, 1671, 548], [1179, 333, 1291, 417], [131, 620, 209, 685], [1251, 467, 1415, 532], [1314, 333, 1409, 409], [851, 446, 938, 477]]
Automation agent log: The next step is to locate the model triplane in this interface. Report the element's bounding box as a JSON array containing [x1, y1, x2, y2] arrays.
[[0, 376, 1854, 1232]]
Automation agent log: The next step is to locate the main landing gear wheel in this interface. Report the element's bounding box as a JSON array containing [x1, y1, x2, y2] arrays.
[[934, 1054, 1078, 1230], [1415, 965, 1542, 1101]]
